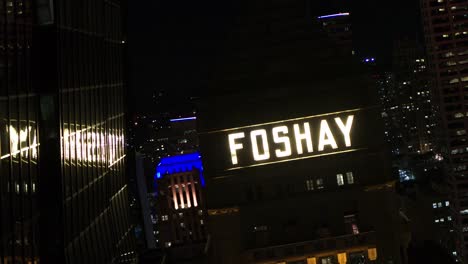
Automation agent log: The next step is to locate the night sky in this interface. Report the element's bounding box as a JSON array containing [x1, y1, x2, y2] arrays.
[[127, 0, 421, 114]]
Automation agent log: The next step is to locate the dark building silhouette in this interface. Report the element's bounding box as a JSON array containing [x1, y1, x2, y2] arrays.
[[420, 0, 468, 260], [317, 12, 353, 55], [198, 0, 407, 263], [1, 0, 135, 263]]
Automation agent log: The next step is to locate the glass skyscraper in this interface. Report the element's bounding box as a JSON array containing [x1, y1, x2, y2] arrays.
[[1, 0, 135, 263]]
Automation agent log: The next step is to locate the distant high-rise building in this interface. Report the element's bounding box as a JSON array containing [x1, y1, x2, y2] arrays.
[[420, 0, 468, 260], [153, 152, 207, 260], [317, 12, 353, 54], [377, 38, 438, 175], [0, 1, 136, 263]]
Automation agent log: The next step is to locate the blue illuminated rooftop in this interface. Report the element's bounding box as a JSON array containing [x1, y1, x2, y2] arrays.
[[155, 151, 205, 186], [169, 116, 196, 122], [317, 12, 350, 19]]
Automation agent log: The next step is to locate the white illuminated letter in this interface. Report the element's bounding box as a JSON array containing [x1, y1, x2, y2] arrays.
[[293, 122, 313, 154], [272, 126, 291, 158], [335, 115, 354, 147], [9, 126, 19, 155], [228, 132, 245, 165], [250, 129, 270, 161], [318, 120, 338, 151]]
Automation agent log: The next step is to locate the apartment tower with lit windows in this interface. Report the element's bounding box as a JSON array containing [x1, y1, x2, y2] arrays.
[[1, 1, 135, 263], [420, 0, 468, 260]]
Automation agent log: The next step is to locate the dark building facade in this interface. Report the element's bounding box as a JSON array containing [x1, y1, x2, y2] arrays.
[[1, 1, 135, 263], [198, 1, 406, 263], [317, 12, 352, 55], [420, 0, 468, 260], [0, 0, 39, 263]]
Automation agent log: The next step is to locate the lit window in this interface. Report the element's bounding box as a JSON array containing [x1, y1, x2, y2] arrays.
[[448, 216, 452, 221], [321, 257, 333, 264], [162, 215, 169, 221], [180, 222, 185, 228], [461, 209, 468, 215], [435, 219, 439, 223], [352, 224, 359, 235], [337, 174, 344, 186], [440, 218, 445, 222], [446, 201, 450, 207], [306, 179, 314, 191], [165, 242, 172, 248], [346, 172, 354, 184], [316, 178, 324, 189], [200, 219, 204, 225], [438, 202, 442, 208]]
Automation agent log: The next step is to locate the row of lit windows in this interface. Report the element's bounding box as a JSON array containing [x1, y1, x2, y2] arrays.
[[433, 201, 450, 208], [305, 172, 354, 191], [435, 216, 452, 223]]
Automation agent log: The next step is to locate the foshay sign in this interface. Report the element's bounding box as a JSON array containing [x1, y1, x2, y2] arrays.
[[201, 108, 370, 171], [228, 115, 354, 165]]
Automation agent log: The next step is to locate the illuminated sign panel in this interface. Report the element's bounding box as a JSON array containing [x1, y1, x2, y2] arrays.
[[201, 108, 376, 172]]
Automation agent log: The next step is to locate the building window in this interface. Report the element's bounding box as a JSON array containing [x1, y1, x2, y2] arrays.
[[438, 202, 442, 208], [321, 257, 333, 264], [446, 201, 450, 206], [306, 179, 314, 191], [352, 224, 359, 235], [433, 203, 437, 209], [346, 172, 354, 184], [165, 242, 172, 248], [337, 174, 344, 186], [200, 219, 204, 225], [162, 215, 169, 221], [316, 178, 324, 189], [448, 216, 452, 221]]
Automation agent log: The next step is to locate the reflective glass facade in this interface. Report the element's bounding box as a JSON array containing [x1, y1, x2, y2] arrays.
[[1, 0, 135, 263], [0, 0, 39, 263]]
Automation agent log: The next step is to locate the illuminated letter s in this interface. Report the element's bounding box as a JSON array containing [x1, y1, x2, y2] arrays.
[[228, 132, 245, 165], [272, 126, 291, 158]]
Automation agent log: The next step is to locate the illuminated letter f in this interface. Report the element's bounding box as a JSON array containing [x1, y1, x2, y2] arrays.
[[228, 132, 245, 165]]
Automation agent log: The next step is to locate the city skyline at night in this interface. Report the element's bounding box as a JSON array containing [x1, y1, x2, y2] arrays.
[[1, 0, 466, 263]]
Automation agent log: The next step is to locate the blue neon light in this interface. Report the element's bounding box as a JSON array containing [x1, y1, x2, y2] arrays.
[[317, 12, 350, 19], [155, 151, 205, 187], [169, 117, 197, 122]]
